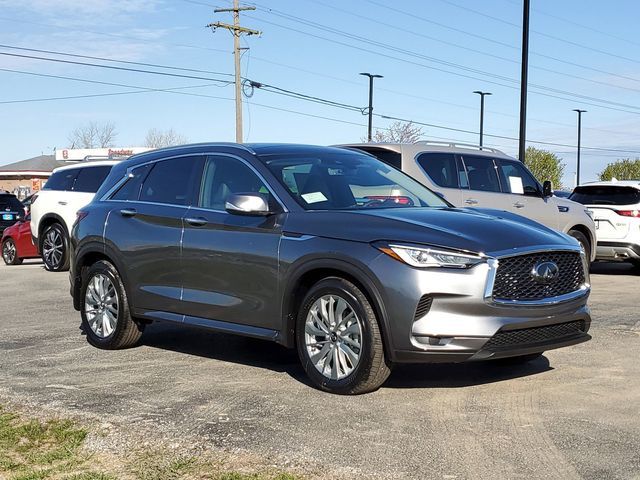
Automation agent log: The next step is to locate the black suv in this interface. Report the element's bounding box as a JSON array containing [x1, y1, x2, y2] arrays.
[[0, 193, 25, 234]]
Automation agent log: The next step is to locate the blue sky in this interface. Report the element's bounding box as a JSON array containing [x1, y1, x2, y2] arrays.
[[1, 0, 640, 186]]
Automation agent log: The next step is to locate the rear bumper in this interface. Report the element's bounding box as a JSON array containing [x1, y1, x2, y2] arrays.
[[595, 241, 640, 262]]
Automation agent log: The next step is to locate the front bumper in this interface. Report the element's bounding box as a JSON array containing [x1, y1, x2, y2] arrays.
[[367, 247, 592, 364]]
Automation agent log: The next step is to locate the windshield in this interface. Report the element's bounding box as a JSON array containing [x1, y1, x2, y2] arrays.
[[261, 151, 449, 210]]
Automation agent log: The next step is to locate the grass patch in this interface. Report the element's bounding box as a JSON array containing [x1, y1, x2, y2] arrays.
[[0, 406, 302, 480]]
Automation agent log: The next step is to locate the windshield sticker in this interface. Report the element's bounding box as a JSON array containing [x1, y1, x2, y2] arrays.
[[508, 176, 524, 194], [301, 191, 328, 203]]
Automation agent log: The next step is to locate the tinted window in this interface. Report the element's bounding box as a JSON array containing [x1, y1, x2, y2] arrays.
[[348, 147, 402, 169], [262, 151, 448, 210], [199, 156, 271, 210], [111, 164, 153, 201], [0, 195, 23, 211], [461, 155, 501, 192], [73, 166, 112, 193], [495, 159, 540, 196], [570, 186, 640, 205], [43, 168, 79, 191], [140, 156, 202, 206], [417, 152, 458, 188]]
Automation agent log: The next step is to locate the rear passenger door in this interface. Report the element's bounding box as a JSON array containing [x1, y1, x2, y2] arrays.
[[415, 152, 464, 205], [459, 154, 509, 211], [180, 154, 283, 330], [104, 156, 204, 316]]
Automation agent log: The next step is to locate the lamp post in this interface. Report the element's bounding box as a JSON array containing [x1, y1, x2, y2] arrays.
[[473, 91, 492, 147], [518, 0, 530, 162], [573, 109, 587, 187], [360, 72, 383, 142]]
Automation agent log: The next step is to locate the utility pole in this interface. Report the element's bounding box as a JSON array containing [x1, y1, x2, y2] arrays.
[[573, 109, 586, 187], [208, 0, 260, 143], [473, 91, 491, 147], [518, 0, 530, 162], [359, 72, 383, 142]]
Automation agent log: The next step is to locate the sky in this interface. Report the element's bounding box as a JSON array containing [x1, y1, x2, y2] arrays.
[[1, 0, 640, 187]]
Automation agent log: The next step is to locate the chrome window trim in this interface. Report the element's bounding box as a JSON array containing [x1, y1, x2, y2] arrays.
[[483, 247, 590, 308]]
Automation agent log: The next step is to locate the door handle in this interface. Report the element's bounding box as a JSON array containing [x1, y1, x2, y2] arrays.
[[464, 199, 478, 205], [513, 202, 525, 209], [58, 201, 67, 206], [119, 208, 137, 217], [185, 216, 207, 227]]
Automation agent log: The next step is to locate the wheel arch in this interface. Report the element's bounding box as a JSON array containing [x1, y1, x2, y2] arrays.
[[280, 258, 395, 362], [38, 213, 68, 249], [567, 224, 593, 257]]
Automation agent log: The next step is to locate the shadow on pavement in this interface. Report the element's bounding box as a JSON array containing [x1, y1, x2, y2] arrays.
[[590, 262, 639, 276], [141, 322, 552, 390]]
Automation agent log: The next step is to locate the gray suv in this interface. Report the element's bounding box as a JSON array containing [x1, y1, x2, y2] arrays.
[[70, 143, 592, 394]]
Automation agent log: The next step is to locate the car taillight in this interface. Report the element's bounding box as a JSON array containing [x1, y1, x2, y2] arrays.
[[365, 195, 414, 205], [616, 209, 640, 217]]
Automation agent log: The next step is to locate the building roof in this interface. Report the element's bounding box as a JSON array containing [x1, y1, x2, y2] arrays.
[[0, 155, 66, 174]]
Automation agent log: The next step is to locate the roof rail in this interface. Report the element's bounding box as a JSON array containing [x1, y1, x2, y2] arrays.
[[413, 140, 505, 154]]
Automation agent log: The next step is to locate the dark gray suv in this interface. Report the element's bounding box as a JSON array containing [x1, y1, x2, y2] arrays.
[[70, 143, 592, 394]]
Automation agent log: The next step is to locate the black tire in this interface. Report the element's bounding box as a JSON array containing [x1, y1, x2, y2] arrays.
[[296, 277, 391, 395], [493, 353, 543, 365], [41, 223, 70, 272], [80, 260, 144, 349], [2, 238, 23, 265], [568, 229, 591, 259]]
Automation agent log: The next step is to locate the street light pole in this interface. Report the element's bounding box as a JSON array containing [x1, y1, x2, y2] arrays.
[[573, 109, 587, 187], [360, 72, 383, 142], [518, 0, 530, 162], [473, 91, 492, 147]]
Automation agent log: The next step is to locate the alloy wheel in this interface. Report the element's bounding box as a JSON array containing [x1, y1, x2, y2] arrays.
[[84, 273, 119, 338], [2, 240, 16, 264], [304, 294, 363, 380], [43, 228, 64, 268]]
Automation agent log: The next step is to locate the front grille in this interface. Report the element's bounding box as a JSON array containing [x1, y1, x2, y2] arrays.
[[414, 295, 433, 320], [483, 321, 586, 352], [492, 251, 585, 301]]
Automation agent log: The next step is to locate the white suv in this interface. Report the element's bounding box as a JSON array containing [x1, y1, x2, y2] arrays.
[[569, 180, 640, 267], [340, 142, 597, 260], [31, 161, 118, 271]]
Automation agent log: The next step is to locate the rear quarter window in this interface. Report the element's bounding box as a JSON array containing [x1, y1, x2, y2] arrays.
[[570, 186, 640, 205]]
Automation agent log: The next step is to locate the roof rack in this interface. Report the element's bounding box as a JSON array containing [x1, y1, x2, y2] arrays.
[[413, 141, 505, 154]]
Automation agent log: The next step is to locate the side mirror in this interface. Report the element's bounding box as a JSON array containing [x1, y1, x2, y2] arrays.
[[542, 180, 553, 198], [225, 193, 272, 216]]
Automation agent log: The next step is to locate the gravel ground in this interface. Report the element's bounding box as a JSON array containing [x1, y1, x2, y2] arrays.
[[0, 260, 639, 479]]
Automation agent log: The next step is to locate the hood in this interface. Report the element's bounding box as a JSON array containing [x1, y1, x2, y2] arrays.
[[283, 207, 576, 256]]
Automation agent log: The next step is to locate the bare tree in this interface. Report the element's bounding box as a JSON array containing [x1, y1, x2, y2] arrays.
[[144, 128, 188, 149], [68, 121, 117, 148], [369, 121, 423, 143]]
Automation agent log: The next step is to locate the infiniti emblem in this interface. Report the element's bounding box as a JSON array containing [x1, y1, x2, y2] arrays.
[[531, 261, 560, 284]]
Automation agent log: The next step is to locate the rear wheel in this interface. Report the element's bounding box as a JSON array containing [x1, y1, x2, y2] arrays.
[[2, 238, 22, 265], [41, 223, 69, 271], [80, 260, 144, 349], [296, 277, 391, 395], [568, 229, 591, 259]]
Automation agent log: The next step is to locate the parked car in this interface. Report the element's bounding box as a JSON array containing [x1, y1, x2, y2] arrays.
[[338, 142, 596, 261], [569, 180, 640, 267], [553, 190, 573, 198], [0, 193, 25, 235], [1, 215, 39, 265], [70, 143, 591, 394], [30, 161, 118, 271]]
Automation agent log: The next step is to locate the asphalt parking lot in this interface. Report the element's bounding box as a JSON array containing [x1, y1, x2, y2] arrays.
[[1, 261, 639, 479]]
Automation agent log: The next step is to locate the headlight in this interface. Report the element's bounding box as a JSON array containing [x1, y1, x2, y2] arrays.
[[378, 243, 485, 269], [584, 208, 593, 219]]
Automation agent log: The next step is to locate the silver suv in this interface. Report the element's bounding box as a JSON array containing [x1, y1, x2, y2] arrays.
[[71, 143, 591, 394], [340, 142, 596, 261], [570, 181, 640, 267]]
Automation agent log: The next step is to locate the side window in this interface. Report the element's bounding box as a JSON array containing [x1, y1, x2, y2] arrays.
[[199, 156, 271, 211], [461, 155, 501, 193], [43, 169, 79, 191], [73, 166, 112, 193], [111, 164, 152, 201], [496, 159, 540, 196], [416, 153, 458, 188], [140, 156, 203, 206]]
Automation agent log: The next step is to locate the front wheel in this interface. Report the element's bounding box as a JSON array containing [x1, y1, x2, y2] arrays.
[[2, 238, 22, 265], [41, 223, 69, 271], [80, 260, 144, 349], [568, 229, 591, 260], [296, 277, 391, 395]]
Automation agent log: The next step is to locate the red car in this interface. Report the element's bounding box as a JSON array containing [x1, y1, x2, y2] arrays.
[[1, 216, 39, 265]]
